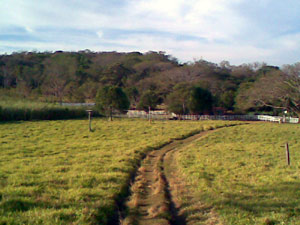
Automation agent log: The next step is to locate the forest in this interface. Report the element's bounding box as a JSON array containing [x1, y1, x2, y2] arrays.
[[0, 50, 299, 117]]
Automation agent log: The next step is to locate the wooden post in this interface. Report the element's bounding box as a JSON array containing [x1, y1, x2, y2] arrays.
[[86, 110, 93, 132], [286, 143, 290, 166], [148, 106, 151, 123], [109, 106, 113, 121], [89, 113, 91, 131]]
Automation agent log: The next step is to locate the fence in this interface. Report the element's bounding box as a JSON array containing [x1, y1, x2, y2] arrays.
[[119, 112, 299, 124], [116, 113, 173, 120], [60, 103, 96, 107], [256, 115, 299, 123]]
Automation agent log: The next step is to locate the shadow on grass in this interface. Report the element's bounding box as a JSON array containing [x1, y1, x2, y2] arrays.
[[0, 199, 38, 212], [177, 181, 300, 225], [0, 121, 23, 125], [216, 181, 300, 216]]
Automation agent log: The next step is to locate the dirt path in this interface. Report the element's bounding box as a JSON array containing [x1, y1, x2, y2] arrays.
[[164, 141, 222, 225], [120, 130, 217, 225]]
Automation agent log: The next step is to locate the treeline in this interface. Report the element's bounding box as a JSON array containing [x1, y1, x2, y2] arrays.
[[0, 50, 299, 117]]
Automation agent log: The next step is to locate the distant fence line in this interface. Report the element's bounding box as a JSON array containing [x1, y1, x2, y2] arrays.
[[59, 104, 299, 124], [116, 112, 299, 124], [198, 115, 299, 123], [60, 103, 96, 107]]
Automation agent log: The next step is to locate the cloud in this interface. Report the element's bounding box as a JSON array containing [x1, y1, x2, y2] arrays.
[[96, 31, 103, 39], [0, 0, 300, 65], [123, 0, 245, 41], [92, 32, 274, 64]]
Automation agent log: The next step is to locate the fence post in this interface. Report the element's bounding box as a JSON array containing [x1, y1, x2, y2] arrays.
[[148, 106, 151, 123], [286, 143, 290, 166], [86, 110, 93, 132]]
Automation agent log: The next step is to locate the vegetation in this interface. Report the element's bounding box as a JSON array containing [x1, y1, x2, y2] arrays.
[[137, 90, 159, 111], [0, 97, 93, 121], [166, 83, 190, 115], [1, 51, 299, 117], [188, 86, 213, 114], [176, 123, 300, 224], [238, 65, 300, 117], [166, 85, 213, 115], [0, 119, 239, 224], [95, 86, 129, 121]]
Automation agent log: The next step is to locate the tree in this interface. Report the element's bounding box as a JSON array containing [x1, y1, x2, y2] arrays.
[[63, 81, 85, 102], [75, 53, 91, 85], [166, 83, 191, 115], [100, 63, 133, 87], [125, 86, 139, 106], [234, 82, 255, 113], [42, 66, 68, 102], [42, 54, 77, 102], [96, 86, 130, 121], [188, 87, 213, 114], [240, 67, 300, 118], [281, 63, 300, 117], [137, 90, 159, 111], [79, 80, 99, 101], [16, 81, 31, 97], [219, 90, 236, 110]]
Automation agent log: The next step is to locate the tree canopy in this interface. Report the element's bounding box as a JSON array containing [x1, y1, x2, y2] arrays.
[[137, 90, 159, 111], [241, 67, 300, 117], [0, 50, 299, 118], [166, 83, 191, 115], [188, 87, 213, 114], [96, 86, 130, 120]]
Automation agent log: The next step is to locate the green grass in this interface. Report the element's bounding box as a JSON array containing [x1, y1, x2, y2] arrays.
[[0, 97, 93, 121], [0, 119, 239, 224], [176, 123, 300, 224]]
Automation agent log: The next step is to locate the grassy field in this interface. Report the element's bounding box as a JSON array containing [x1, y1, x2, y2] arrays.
[[0, 118, 239, 224], [0, 97, 93, 121], [176, 123, 300, 224]]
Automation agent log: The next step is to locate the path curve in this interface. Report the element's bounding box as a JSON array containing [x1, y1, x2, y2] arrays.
[[120, 129, 218, 225]]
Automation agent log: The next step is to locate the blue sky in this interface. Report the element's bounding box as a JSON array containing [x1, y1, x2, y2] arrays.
[[0, 0, 300, 66]]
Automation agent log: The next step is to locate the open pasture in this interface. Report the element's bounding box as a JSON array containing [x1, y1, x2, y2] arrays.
[[176, 123, 300, 224], [0, 119, 238, 224]]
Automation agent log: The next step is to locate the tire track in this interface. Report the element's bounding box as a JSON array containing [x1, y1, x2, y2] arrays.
[[120, 130, 216, 225]]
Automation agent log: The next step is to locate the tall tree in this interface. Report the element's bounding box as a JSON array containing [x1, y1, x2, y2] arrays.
[[125, 86, 139, 107], [42, 54, 77, 102], [96, 86, 130, 121], [101, 63, 132, 87], [188, 87, 213, 114], [79, 80, 100, 101], [219, 90, 236, 110], [166, 83, 191, 115], [240, 68, 300, 117], [137, 90, 159, 111]]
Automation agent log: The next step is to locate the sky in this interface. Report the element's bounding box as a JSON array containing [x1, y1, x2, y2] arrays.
[[0, 0, 300, 66]]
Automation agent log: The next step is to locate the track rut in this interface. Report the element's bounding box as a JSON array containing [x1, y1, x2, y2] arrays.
[[120, 130, 216, 225]]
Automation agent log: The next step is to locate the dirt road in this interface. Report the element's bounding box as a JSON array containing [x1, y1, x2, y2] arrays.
[[120, 130, 219, 225]]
